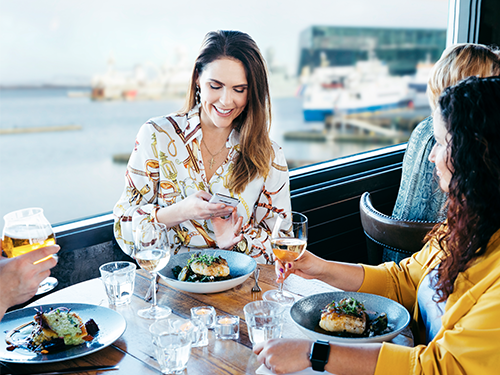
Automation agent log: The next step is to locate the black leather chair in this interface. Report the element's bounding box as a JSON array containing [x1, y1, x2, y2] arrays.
[[359, 192, 442, 265]]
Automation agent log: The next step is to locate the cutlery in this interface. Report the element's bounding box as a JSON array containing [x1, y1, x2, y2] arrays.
[[251, 266, 262, 292]]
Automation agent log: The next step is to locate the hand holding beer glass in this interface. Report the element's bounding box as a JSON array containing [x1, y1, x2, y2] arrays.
[[2, 208, 59, 294]]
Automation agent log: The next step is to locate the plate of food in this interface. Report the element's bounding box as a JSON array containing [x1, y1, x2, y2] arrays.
[[290, 292, 410, 344], [0, 303, 126, 363], [158, 250, 257, 293]]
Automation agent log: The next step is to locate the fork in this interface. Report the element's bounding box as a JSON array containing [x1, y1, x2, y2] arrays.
[[251, 266, 262, 292]]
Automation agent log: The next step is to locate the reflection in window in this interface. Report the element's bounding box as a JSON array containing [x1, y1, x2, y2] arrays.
[[0, 0, 448, 224]]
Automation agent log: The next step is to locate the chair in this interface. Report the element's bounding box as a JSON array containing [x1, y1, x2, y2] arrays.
[[359, 192, 442, 265]]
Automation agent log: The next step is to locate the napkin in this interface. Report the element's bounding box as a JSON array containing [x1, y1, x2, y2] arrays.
[[256, 364, 335, 375]]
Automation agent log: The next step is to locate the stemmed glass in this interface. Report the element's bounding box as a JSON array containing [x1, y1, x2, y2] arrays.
[[263, 211, 308, 305], [2, 208, 58, 294], [134, 221, 172, 319]]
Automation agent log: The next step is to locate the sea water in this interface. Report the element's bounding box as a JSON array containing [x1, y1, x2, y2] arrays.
[[0, 88, 377, 224]]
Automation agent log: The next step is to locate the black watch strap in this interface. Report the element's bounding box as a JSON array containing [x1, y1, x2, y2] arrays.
[[310, 340, 330, 372]]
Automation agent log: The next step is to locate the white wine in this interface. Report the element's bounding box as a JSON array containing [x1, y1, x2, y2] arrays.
[[2, 224, 56, 259], [135, 249, 170, 273], [271, 237, 307, 263]]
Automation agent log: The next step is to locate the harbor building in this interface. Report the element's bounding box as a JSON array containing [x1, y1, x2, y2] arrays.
[[298, 26, 446, 76]]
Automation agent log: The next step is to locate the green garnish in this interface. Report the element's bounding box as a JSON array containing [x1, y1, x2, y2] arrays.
[[324, 297, 366, 317], [187, 253, 221, 267]]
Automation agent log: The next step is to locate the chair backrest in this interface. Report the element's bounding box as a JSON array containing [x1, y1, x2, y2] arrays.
[[359, 192, 441, 264]]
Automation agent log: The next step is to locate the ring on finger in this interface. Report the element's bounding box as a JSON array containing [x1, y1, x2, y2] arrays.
[[210, 213, 214, 218]]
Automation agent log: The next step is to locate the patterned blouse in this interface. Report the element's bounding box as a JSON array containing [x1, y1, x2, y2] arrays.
[[113, 104, 292, 264]]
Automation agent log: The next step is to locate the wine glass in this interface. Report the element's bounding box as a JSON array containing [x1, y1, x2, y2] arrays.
[[263, 211, 308, 305], [2, 208, 58, 294], [134, 221, 172, 319]]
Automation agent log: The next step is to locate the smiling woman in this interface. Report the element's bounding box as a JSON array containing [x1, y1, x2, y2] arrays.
[[113, 30, 292, 264]]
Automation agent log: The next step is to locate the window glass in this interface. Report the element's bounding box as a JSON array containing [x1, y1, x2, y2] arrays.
[[0, 0, 448, 224]]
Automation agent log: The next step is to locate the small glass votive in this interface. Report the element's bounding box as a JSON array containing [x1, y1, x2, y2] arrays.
[[215, 315, 240, 340], [190, 306, 216, 329]]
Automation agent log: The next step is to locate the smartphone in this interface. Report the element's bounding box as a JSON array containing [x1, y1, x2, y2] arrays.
[[209, 192, 240, 207]]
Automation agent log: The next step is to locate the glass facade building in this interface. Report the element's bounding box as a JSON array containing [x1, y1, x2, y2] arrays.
[[298, 26, 447, 75]]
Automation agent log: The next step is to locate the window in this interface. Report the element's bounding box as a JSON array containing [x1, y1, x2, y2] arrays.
[[0, 0, 449, 225]]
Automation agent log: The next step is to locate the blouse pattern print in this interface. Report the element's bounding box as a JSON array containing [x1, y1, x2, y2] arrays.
[[113, 104, 292, 264]]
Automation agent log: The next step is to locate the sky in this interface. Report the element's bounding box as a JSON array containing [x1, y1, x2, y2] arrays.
[[0, 0, 449, 85]]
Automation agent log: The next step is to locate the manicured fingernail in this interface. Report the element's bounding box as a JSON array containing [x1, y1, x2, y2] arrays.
[[279, 268, 284, 273], [287, 263, 292, 269]]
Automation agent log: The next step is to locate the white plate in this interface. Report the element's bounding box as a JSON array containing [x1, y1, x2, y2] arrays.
[[290, 291, 410, 344], [0, 303, 126, 363], [158, 250, 257, 293]]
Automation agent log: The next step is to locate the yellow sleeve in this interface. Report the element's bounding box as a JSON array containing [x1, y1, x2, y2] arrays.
[[357, 241, 439, 312]]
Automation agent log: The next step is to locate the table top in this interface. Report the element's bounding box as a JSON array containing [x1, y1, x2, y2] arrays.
[[0, 265, 413, 375]]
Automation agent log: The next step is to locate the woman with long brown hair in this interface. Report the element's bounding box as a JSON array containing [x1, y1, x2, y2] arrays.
[[255, 76, 500, 374], [114, 30, 291, 263]]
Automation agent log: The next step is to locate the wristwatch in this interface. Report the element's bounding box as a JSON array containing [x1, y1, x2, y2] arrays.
[[309, 340, 330, 372]]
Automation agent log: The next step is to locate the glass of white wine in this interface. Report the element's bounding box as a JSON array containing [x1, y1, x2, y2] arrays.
[[263, 211, 308, 305], [2, 208, 58, 294], [134, 221, 172, 319]]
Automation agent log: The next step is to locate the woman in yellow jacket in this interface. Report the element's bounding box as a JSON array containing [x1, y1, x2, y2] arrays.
[[254, 76, 500, 374]]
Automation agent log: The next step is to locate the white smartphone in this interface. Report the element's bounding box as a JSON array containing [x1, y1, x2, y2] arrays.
[[209, 192, 240, 207]]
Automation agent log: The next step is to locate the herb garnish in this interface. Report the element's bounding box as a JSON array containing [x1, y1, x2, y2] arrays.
[[323, 297, 366, 317]]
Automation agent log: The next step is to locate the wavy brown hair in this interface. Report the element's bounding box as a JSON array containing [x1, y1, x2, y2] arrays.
[[432, 76, 500, 302], [179, 30, 273, 194]]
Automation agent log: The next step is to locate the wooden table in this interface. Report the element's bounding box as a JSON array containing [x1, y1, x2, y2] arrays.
[[1, 266, 412, 375]]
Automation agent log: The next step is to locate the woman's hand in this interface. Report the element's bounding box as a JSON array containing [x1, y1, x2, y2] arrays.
[[275, 250, 365, 291], [275, 250, 329, 284], [211, 210, 244, 250], [254, 338, 312, 374], [157, 191, 234, 227]]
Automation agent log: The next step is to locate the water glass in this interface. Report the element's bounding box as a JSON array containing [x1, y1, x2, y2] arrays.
[[99, 261, 136, 305], [183, 319, 209, 348], [214, 315, 240, 340], [149, 318, 193, 374], [243, 301, 284, 345], [190, 306, 216, 329]]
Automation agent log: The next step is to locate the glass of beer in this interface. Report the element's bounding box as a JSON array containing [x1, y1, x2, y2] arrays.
[[2, 207, 58, 294], [263, 211, 308, 305]]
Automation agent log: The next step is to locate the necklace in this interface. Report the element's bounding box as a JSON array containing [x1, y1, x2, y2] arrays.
[[202, 138, 227, 170]]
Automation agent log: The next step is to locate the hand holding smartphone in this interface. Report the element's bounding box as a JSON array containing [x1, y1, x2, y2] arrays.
[[209, 193, 240, 207]]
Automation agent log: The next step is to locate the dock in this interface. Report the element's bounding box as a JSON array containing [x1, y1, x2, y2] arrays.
[[0, 125, 82, 135]]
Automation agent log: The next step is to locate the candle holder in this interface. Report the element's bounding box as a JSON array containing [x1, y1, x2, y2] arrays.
[[190, 306, 216, 329], [214, 315, 240, 340]]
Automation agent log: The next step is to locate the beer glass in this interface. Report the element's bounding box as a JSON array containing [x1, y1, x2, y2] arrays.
[[2, 208, 58, 294]]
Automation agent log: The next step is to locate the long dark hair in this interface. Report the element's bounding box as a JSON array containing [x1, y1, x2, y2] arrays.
[[179, 30, 273, 194], [433, 76, 500, 302]]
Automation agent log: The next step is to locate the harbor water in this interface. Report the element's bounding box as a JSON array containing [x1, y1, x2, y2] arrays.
[[0, 88, 397, 224]]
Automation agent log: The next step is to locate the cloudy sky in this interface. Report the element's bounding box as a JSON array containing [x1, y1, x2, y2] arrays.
[[0, 0, 449, 85]]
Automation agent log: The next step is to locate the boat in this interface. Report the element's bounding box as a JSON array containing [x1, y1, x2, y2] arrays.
[[301, 58, 416, 122], [90, 52, 191, 101]]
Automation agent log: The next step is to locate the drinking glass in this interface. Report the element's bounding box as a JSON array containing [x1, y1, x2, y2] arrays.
[[2, 208, 58, 294], [262, 211, 308, 305], [134, 221, 171, 319]]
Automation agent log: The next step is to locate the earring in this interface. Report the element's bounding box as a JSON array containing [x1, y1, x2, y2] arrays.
[[195, 86, 201, 105]]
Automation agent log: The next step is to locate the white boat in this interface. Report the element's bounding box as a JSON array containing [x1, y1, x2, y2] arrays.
[[302, 59, 416, 122]]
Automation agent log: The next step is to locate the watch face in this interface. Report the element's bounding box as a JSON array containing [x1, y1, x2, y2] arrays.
[[312, 341, 330, 359]]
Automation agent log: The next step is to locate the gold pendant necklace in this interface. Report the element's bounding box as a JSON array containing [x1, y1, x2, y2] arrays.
[[202, 138, 226, 170]]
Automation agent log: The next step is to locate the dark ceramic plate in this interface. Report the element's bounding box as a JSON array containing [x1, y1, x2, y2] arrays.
[[290, 291, 410, 343], [158, 249, 257, 293], [0, 303, 126, 363]]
